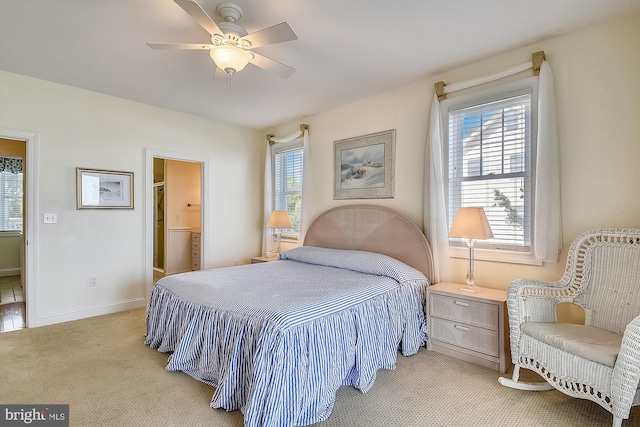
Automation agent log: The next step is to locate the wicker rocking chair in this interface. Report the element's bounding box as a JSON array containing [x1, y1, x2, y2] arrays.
[[498, 229, 640, 427]]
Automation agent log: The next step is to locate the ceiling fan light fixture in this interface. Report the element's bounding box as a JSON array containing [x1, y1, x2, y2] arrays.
[[209, 44, 251, 74]]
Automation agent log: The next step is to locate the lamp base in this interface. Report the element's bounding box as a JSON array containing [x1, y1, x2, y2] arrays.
[[459, 258, 483, 292], [459, 284, 483, 293]]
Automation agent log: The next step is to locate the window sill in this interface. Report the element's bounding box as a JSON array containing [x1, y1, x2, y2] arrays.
[[449, 246, 542, 266], [0, 230, 22, 238]]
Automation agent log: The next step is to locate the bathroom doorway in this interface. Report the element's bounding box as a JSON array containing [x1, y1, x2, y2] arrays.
[[145, 149, 208, 297], [151, 157, 202, 284]]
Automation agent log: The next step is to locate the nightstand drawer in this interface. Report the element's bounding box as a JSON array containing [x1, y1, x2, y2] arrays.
[[430, 317, 500, 357], [192, 241, 201, 251], [430, 293, 499, 330]]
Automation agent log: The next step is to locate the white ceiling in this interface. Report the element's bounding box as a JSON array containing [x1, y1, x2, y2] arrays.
[[1, 0, 639, 130]]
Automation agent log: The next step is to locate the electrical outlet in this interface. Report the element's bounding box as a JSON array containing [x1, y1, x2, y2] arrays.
[[89, 277, 97, 287]]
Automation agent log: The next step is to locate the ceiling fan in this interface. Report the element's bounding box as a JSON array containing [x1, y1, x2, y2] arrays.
[[148, 0, 298, 79]]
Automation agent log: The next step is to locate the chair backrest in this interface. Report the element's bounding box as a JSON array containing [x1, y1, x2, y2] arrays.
[[564, 229, 640, 334]]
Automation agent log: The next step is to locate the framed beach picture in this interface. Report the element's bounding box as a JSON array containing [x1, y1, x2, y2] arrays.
[[334, 129, 395, 199], [76, 168, 134, 209]]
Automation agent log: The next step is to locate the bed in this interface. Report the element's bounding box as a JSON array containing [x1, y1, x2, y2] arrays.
[[145, 205, 434, 427]]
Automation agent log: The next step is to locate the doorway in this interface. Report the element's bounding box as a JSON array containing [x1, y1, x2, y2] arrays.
[[0, 138, 26, 332], [145, 149, 208, 296]]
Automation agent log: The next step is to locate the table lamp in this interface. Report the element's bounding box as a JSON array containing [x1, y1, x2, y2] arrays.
[[266, 210, 292, 254], [448, 207, 494, 293]]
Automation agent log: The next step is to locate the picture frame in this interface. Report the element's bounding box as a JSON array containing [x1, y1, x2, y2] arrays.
[[334, 129, 395, 199], [76, 168, 134, 209]]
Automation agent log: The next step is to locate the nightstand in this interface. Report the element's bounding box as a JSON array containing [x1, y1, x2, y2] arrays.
[[250, 255, 278, 264], [426, 282, 512, 373]]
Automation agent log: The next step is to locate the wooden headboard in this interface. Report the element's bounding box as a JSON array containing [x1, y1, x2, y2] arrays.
[[303, 205, 434, 281]]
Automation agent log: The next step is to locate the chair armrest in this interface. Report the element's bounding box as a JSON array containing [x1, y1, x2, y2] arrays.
[[612, 314, 640, 419], [508, 278, 573, 324], [506, 278, 575, 364]]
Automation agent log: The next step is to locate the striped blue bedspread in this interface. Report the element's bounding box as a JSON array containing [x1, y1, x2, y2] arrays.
[[145, 246, 430, 427]]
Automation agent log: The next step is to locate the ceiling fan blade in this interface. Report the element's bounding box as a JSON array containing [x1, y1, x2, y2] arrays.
[[250, 52, 295, 79], [242, 22, 298, 49], [147, 43, 213, 50], [174, 0, 224, 37]]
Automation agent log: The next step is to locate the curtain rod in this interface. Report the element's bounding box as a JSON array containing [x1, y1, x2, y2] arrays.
[[267, 124, 308, 145], [435, 51, 545, 101]]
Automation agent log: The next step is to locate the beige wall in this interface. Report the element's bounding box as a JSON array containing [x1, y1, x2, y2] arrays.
[[0, 138, 26, 157], [165, 159, 201, 231], [269, 12, 640, 290], [0, 71, 263, 325], [0, 235, 20, 274]]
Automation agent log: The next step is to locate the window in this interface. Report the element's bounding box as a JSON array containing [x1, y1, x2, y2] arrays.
[[273, 144, 303, 237], [0, 157, 24, 232], [443, 78, 538, 257]]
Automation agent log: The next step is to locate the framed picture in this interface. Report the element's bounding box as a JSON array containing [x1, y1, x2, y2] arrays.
[[334, 129, 395, 199], [76, 168, 134, 209]]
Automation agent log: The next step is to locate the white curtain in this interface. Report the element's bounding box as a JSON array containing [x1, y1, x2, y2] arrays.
[[424, 94, 448, 283], [298, 128, 311, 243], [263, 141, 274, 256], [262, 127, 310, 255], [534, 60, 562, 262]]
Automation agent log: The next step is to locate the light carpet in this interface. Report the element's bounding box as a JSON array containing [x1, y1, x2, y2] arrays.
[[0, 308, 638, 426]]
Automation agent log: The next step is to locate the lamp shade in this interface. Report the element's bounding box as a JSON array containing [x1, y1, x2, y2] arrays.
[[449, 207, 494, 240], [209, 45, 251, 74], [266, 210, 292, 229]]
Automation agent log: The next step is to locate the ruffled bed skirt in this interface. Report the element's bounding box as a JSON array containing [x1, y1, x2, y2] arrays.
[[145, 281, 428, 427]]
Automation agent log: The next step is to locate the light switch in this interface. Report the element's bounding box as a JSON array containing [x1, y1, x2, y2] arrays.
[[43, 213, 57, 224]]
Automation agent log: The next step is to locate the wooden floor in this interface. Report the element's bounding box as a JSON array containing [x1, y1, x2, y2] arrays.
[[0, 276, 25, 333]]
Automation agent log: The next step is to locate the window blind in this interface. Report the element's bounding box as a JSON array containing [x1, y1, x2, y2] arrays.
[[274, 147, 303, 236], [448, 92, 532, 252]]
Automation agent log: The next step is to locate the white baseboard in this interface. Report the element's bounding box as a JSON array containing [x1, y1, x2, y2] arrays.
[[34, 297, 147, 328], [0, 268, 21, 277]]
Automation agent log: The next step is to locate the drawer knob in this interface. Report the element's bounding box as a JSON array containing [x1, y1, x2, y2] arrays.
[[454, 300, 470, 307], [454, 324, 470, 332]]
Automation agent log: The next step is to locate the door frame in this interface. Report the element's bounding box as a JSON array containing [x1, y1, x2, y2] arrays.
[[0, 127, 38, 328], [144, 149, 208, 297]]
